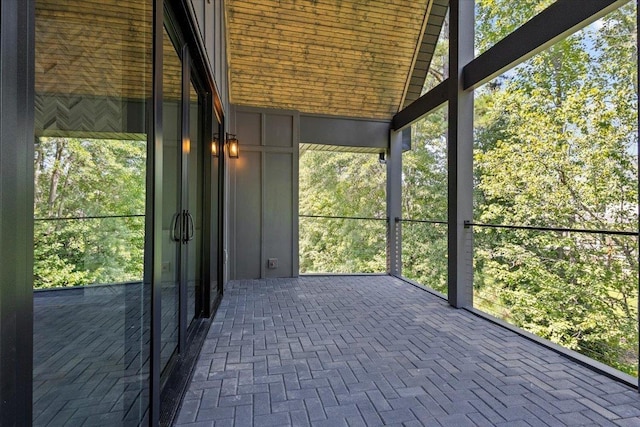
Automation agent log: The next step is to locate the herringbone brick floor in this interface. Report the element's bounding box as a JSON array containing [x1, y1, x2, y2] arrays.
[[174, 276, 640, 427]]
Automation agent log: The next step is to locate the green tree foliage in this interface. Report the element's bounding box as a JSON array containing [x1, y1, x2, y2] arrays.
[[34, 137, 146, 288], [399, 11, 450, 293], [299, 150, 386, 273], [402, 108, 448, 293], [475, 0, 555, 54], [473, 2, 639, 375]]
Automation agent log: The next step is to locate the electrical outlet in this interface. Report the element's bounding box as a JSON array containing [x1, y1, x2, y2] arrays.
[[161, 262, 171, 273], [267, 258, 278, 269]]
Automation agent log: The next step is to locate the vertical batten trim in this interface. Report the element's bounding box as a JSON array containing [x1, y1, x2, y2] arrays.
[[292, 111, 300, 277], [260, 112, 266, 278]]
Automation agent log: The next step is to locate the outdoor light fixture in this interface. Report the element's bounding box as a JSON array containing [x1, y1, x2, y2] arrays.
[[211, 134, 219, 157], [226, 133, 239, 159]]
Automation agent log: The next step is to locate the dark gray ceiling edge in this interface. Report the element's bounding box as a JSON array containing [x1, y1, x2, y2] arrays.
[[403, 0, 449, 109], [300, 114, 390, 149]]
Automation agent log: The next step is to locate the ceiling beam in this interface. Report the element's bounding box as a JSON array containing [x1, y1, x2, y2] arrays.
[[392, 79, 448, 131], [393, 0, 628, 129], [463, 0, 628, 90]]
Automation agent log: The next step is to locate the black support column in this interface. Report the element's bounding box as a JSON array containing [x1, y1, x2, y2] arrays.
[[0, 0, 35, 424], [447, 0, 474, 308]]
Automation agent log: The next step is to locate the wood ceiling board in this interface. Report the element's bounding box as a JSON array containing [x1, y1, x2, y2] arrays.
[[34, 0, 443, 121], [231, 84, 399, 103], [232, 95, 398, 111], [227, 0, 433, 120], [231, 37, 418, 67], [229, 1, 424, 27], [35, 0, 152, 99], [230, 63, 408, 87], [229, 14, 423, 47]]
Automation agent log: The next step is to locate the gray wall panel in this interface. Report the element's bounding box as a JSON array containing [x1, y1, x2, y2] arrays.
[[264, 153, 293, 277], [204, 1, 215, 71], [233, 151, 262, 279], [237, 111, 262, 146], [265, 114, 294, 148], [230, 106, 298, 280]]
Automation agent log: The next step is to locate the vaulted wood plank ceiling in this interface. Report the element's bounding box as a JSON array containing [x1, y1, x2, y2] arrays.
[[226, 0, 441, 120]]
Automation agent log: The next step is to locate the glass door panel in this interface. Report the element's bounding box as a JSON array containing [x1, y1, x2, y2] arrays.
[[32, 0, 152, 424], [161, 27, 182, 372], [211, 119, 221, 310], [186, 81, 203, 325]]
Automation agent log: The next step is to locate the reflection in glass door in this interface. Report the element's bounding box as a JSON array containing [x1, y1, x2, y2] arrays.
[[30, 1, 223, 423], [186, 82, 203, 326], [161, 26, 182, 372], [210, 117, 222, 312], [161, 21, 207, 376], [32, 1, 152, 424]]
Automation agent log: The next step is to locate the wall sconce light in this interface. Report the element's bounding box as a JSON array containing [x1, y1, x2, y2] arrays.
[[211, 133, 220, 157], [226, 133, 239, 159], [378, 152, 386, 164]]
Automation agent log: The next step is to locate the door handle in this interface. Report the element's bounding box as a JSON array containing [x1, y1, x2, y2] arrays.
[[172, 211, 194, 243], [186, 212, 195, 242], [181, 210, 188, 243], [171, 212, 181, 242]]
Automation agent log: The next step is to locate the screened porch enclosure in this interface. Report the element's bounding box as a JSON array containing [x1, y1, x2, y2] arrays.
[[1, 0, 639, 426], [256, 0, 639, 386]]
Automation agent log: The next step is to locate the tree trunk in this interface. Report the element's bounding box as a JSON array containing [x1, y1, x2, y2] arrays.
[[47, 138, 67, 217]]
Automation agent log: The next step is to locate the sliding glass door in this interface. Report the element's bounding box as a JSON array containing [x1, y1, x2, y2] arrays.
[[186, 80, 203, 329], [28, 1, 222, 424], [161, 15, 208, 375], [33, 1, 152, 424], [161, 25, 182, 372]]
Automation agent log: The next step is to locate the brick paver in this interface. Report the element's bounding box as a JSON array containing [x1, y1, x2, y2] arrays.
[[33, 282, 186, 426], [174, 276, 640, 426], [34, 285, 151, 426]]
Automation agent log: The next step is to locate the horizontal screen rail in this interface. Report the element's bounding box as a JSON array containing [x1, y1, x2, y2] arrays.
[[396, 218, 447, 225], [464, 221, 638, 237], [300, 214, 387, 222], [35, 214, 145, 222]]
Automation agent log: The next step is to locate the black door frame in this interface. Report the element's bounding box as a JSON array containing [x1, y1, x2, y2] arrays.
[[161, 0, 227, 320], [0, 0, 35, 425], [155, 1, 226, 425]]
